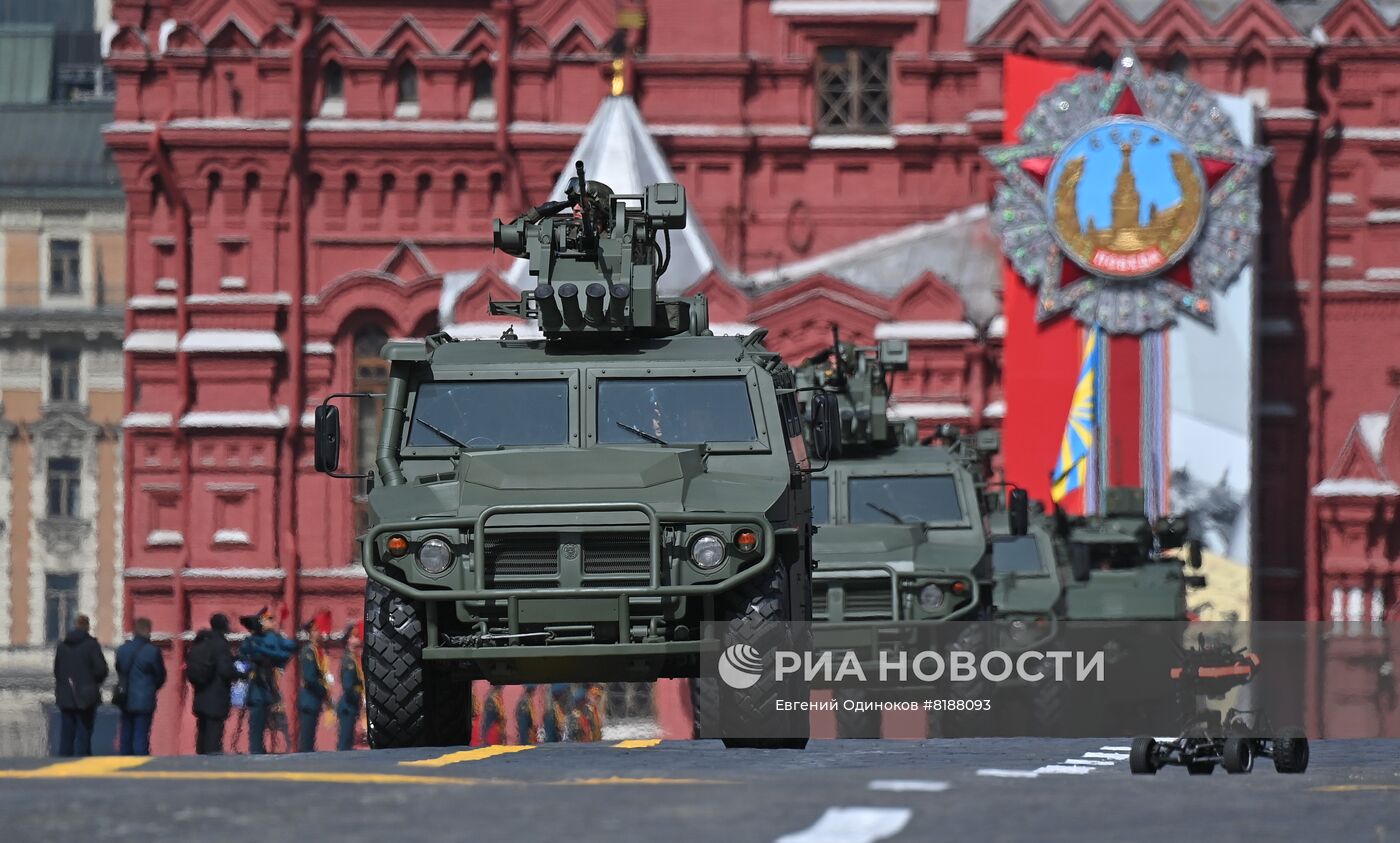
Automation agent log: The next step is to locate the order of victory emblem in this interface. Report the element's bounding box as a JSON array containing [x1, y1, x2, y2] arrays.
[[985, 50, 1273, 334]]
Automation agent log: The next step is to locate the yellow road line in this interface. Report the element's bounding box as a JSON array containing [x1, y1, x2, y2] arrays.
[[15, 757, 151, 777], [612, 739, 662, 749], [1312, 784, 1400, 793], [400, 744, 535, 768], [0, 768, 729, 789]]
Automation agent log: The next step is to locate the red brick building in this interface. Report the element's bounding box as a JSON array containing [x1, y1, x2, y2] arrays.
[[104, 0, 1400, 751]]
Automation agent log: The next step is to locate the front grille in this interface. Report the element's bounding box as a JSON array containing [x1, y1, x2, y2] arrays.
[[582, 534, 651, 576], [484, 533, 559, 578], [814, 580, 896, 621]]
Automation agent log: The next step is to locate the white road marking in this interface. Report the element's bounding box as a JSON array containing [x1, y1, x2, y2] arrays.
[[976, 769, 1041, 778], [1063, 759, 1115, 766], [868, 779, 950, 793], [1033, 765, 1097, 775], [1082, 752, 1129, 760], [1100, 746, 1132, 751], [775, 807, 913, 843]]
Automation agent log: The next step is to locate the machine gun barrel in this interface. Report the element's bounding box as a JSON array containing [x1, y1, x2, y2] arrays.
[[575, 160, 597, 251]]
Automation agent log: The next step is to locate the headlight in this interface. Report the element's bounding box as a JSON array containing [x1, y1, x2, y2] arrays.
[[1005, 618, 1032, 645], [690, 534, 726, 570], [417, 538, 453, 575], [918, 584, 945, 613]]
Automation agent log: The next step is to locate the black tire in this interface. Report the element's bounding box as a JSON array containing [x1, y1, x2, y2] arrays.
[[1222, 738, 1254, 774], [1029, 677, 1064, 736], [835, 692, 882, 739], [1129, 736, 1158, 775], [1272, 728, 1310, 774], [1186, 760, 1216, 775], [718, 560, 808, 750], [932, 610, 994, 738], [364, 579, 473, 748], [688, 677, 719, 740]]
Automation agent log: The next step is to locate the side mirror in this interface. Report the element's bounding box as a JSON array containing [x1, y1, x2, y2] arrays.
[[314, 404, 342, 473], [1070, 544, 1092, 583], [1187, 540, 1203, 569], [1008, 488, 1029, 537], [809, 391, 841, 461]]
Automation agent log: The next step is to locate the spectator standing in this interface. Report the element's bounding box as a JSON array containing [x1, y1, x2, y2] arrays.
[[114, 618, 166, 755], [53, 614, 109, 756], [239, 608, 298, 755], [186, 613, 240, 754]]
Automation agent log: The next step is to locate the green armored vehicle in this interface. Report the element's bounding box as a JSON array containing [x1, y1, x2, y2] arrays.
[[796, 336, 1008, 736], [1060, 487, 1202, 621], [314, 164, 820, 749]]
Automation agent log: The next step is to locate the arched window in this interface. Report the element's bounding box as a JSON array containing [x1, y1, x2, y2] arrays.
[[321, 61, 345, 117], [469, 62, 496, 120], [395, 62, 420, 118], [351, 325, 390, 562]]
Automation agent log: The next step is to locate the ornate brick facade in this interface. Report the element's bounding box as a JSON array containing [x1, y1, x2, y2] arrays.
[[105, 0, 1400, 750]]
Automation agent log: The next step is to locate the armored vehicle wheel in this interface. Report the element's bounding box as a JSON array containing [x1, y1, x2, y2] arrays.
[[1272, 728, 1309, 774], [719, 560, 809, 750], [932, 609, 994, 738], [1186, 760, 1216, 775], [364, 580, 473, 748], [688, 678, 719, 740], [1029, 676, 1064, 736], [1129, 736, 1158, 774], [1222, 738, 1253, 774], [835, 692, 882, 739]]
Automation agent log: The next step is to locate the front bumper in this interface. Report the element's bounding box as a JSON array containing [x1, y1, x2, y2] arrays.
[[363, 502, 781, 656]]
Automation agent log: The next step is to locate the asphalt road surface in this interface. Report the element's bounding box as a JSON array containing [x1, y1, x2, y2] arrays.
[[0, 739, 1396, 842]]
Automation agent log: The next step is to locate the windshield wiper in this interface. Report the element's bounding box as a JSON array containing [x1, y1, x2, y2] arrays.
[[615, 421, 668, 445], [415, 417, 472, 450], [865, 502, 906, 524]]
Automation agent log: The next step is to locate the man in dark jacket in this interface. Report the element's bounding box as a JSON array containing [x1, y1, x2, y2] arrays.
[[53, 613, 109, 757], [114, 617, 166, 755], [187, 613, 240, 754]]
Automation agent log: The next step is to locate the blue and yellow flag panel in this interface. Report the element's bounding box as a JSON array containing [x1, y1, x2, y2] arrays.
[[1050, 326, 1103, 504]]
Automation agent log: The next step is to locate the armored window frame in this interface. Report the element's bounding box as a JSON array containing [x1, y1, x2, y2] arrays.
[[398, 369, 581, 458], [837, 468, 971, 529], [584, 367, 772, 455], [815, 46, 890, 134]]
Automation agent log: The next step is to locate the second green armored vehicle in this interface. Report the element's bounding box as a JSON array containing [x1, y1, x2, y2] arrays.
[[797, 335, 1005, 737], [314, 165, 821, 749], [1059, 487, 1202, 621]]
